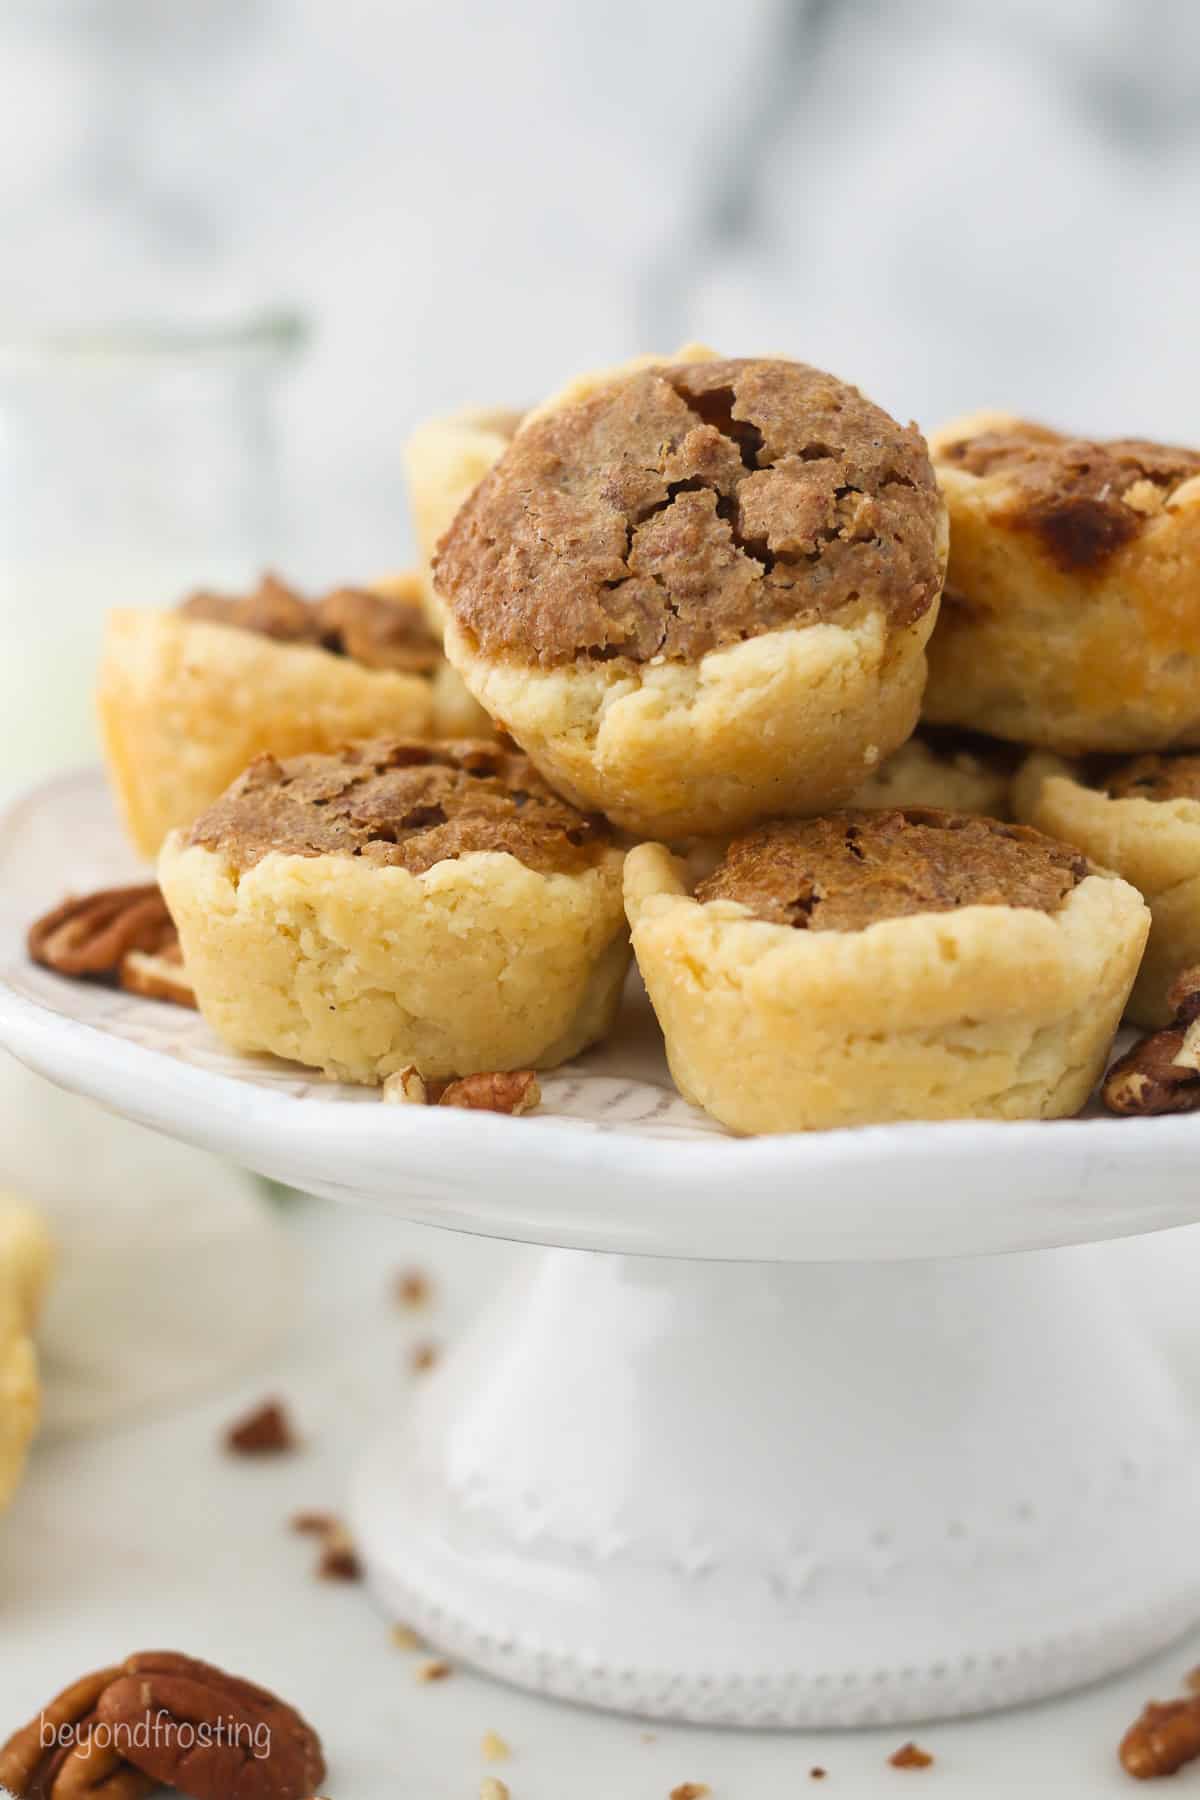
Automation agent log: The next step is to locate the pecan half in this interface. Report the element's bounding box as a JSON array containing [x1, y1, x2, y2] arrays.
[[0, 1666, 153, 1800], [1103, 968, 1200, 1117], [1120, 1695, 1200, 1780], [435, 1071, 541, 1115], [28, 886, 175, 978], [94, 1651, 325, 1800]]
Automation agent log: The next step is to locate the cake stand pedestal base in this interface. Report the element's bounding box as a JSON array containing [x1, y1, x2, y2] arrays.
[[355, 1244, 1200, 1726]]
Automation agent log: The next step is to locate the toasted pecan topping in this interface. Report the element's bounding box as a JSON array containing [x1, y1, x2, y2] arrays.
[[181, 570, 441, 673], [185, 739, 613, 877], [437, 356, 944, 667], [695, 808, 1087, 933], [938, 422, 1200, 573], [1093, 751, 1200, 804]]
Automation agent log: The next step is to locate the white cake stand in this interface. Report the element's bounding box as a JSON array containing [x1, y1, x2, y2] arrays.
[[3, 770, 1200, 1728]]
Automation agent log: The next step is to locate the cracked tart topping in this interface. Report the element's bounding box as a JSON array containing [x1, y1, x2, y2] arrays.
[[694, 808, 1088, 933], [180, 571, 441, 674], [185, 739, 614, 877], [936, 421, 1200, 573], [436, 356, 944, 667]]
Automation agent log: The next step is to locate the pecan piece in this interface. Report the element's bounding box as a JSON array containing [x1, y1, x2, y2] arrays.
[[1103, 969, 1200, 1116], [28, 885, 175, 978], [1120, 1695, 1200, 1780], [382, 1065, 428, 1106], [435, 1071, 541, 1115], [224, 1399, 297, 1455], [95, 1651, 325, 1800], [118, 939, 196, 1009], [888, 1741, 934, 1769], [0, 1666, 153, 1800]]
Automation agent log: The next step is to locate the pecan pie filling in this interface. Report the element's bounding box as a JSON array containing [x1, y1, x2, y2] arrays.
[[437, 357, 944, 668], [938, 423, 1200, 573], [1092, 751, 1200, 804], [185, 739, 613, 877], [180, 571, 441, 674], [695, 809, 1087, 932]]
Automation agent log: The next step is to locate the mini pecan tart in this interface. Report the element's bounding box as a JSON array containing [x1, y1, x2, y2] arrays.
[[404, 406, 524, 634], [847, 726, 1019, 818], [98, 570, 465, 859], [0, 1201, 52, 1517], [625, 809, 1148, 1133], [435, 351, 948, 840], [158, 739, 630, 1085], [925, 412, 1200, 753], [1014, 749, 1200, 1027]]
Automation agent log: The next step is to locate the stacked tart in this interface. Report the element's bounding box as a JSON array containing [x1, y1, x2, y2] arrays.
[[83, 346, 1200, 1131]]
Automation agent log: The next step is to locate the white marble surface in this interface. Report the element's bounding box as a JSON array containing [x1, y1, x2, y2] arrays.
[[2, 0, 1199, 578], [5, 1193, 1200, 1797]]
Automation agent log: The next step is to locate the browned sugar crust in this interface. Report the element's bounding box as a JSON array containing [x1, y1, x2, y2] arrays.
[[1094, 751, 1200, 804], [436, 357, 944, 667], [180, 573, 441, 674], [694, 808, 1087, 933], [186, 740, 613, 877], [937, 423, 1200, 574]]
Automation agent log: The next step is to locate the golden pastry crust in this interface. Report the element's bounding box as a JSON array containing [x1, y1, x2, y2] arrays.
[[0, 1200, 53, 1515], [625, 820, 1148, 1133], [439, 351, 947, 839], [403, 407, 523, 634], [160, 744, 629, 1085], [1013, 750, 1200, 1027], [98, 579, 446, 860], [848, 728, 1017, 817], [925, 411, 1200, 752]]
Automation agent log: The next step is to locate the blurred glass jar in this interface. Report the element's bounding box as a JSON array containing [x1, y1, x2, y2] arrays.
[[0, 313, 303, 786]]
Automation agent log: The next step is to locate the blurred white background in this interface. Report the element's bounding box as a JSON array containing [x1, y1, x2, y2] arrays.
[[3, 0, 1198, 584]]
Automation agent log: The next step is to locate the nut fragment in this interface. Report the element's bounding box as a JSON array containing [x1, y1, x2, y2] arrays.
[[119, 942, 197, 1009], [481, 1731, 511, 1763], [382, 1066, 428, 1106], [290, 1510, 337, 1536], [436, 1071, 541, 1115], [317, 1521, 362, 1582], [1169, 968, 1200, 1073], [480, 1781, 510, 1800], [225, 1398, 297, 1455], [410, 1341, 440, 1374], [289, 1511, 360, 1580], [0, 1666, 154, 1800], [414, 1659, 452, 1683], [29, 884, 176, 978], [669, 1786, 711, 1800], [888, 1741, 934, 1769], [1120, 1696, 1200, 1780], [95, 1650, 325, 1800], [390, 1624, 424, 1652], [394, 1267, 433, 1308], [1103, 970, 1200, 1116]]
